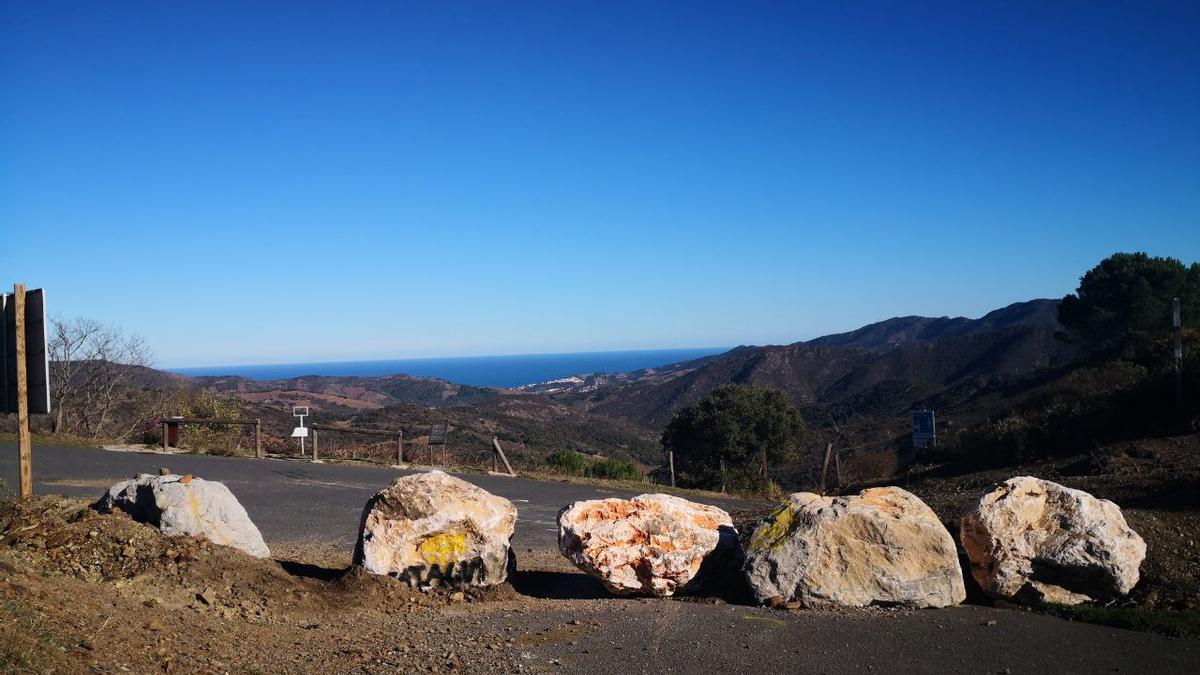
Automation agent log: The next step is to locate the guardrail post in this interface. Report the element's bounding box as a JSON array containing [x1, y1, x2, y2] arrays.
[[254, 419, 261, 458], [312, 428, 319, 462]]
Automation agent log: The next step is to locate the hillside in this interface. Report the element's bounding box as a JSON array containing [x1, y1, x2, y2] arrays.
[[805, 299, 1061, 352], [193, 373, 498, 414], [546, 299, 1077, 433]]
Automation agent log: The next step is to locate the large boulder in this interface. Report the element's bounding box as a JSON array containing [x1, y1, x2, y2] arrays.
[[960, 476, 1146, 605], [96, 474, 270, 558], [558, 493, 735, 597], [354, 471, 516, 588], [743, 487, 965, 608]]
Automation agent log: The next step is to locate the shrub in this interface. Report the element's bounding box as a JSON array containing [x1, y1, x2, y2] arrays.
[[589, 458, 642, 481], [545, 449, 589, 476]]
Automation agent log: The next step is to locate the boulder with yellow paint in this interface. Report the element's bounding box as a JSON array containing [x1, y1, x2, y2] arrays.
[[960, 476, 1146, 605], [743, 487, 965, 608], [96, 473, 270, 558], [557, 493, 736, 597], [354, 470, 517, 588]]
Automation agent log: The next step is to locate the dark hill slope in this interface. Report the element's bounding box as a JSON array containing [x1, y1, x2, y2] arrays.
[[567, 301, 1076, 430], [806, 299, 1060, 352]]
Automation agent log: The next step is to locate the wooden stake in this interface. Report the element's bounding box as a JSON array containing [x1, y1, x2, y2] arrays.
[[312, 428, 319, 462], [14, 284, 32, 499], [491, 437, 515, 476], [254, 419, 261, 458], [396, 432, 403, 464], [668, 450, 675, 487], [819, 442, 833, 495]]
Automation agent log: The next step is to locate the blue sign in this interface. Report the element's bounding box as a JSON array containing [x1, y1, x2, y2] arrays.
[[912, 410, 936, 449]]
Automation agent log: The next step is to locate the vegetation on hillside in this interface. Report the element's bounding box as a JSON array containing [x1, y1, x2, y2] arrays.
[[660, 384, 804, 491], [544, 450, 642, 481], [931, 253, 1200, 470]]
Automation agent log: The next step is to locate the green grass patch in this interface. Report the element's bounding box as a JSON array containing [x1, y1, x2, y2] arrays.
[[1044, 603, 1200, 638]]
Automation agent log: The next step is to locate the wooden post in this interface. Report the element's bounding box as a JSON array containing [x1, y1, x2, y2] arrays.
[[14, 284, 32, 499], [491, 437, 515, 476], [312, 428, 319, 462], [1174, 297, 1184, 406], [396, 432, 403, 464], [162, 421, 169, 452], [669, 450, 675, 487], [819, 442, 833, 495], [254, 419, 261, 458]]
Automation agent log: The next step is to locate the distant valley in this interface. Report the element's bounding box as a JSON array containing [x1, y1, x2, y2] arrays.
[[159, 298, 1079, 477]]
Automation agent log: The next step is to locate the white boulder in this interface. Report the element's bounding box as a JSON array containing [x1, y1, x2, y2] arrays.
[[96, 473, 270, 558], [558, 493, 735, 597], [354, 471, 516, 588], [743, 487, 965, 608], [960, 476, 1146, 605]]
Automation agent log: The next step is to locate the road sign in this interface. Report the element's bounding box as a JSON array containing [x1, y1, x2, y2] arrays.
[[292, 406, 310, 454], [429, 423, 448, 445], [912, 410, 936, 449], [1, 288, 50, 415]]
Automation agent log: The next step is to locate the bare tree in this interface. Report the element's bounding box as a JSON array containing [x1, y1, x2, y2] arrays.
[[49, 317, 154, 438]]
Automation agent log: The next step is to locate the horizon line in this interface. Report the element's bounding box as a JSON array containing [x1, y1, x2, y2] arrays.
[[161, 345, 734, 372]]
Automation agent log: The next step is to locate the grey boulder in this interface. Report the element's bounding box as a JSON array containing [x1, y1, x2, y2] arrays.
[[96, 473, 270, 558]]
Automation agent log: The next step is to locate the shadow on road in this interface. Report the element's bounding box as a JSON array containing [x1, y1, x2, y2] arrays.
[[509, 570, 612, 600], [277, 559, 347, 581]]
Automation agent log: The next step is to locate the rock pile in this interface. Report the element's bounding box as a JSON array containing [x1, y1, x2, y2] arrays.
[[558, 493, 735, 597], [355, 470, 517, 588], [96, 474, 270, 558], [960, 476, 1146, 605], [743, 487, 965, 608]]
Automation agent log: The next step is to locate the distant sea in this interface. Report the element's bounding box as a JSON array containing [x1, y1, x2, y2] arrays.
[[168, 348, 728, 388]]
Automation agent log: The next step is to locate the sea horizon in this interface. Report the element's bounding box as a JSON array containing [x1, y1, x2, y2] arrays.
[[166, 347, 729, 388]]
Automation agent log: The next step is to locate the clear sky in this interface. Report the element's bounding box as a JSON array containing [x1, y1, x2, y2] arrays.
[[2, 1, 1197, 367]]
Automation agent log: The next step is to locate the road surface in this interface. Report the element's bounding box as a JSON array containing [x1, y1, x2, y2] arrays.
[[0, 443, 753, 550]]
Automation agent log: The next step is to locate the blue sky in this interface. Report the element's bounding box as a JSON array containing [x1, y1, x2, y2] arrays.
[[2, 1, 1197, 367]]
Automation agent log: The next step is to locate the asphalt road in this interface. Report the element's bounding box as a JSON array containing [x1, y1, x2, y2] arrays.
[[4, 442, 1199, 672], [0, 443, 754, 550]]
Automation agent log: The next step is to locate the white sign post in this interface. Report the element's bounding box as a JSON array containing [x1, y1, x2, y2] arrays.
[[292, 406, 309, 456]]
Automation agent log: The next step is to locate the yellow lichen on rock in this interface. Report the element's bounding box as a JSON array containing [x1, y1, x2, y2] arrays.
[[748, 503, 796, 551], [355, 471, 516, 588], [744, 487, 965, 608], [417, 531, 469, 566]]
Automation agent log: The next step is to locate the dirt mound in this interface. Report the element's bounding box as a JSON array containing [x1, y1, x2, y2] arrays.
[[0, 496, 531, 673]]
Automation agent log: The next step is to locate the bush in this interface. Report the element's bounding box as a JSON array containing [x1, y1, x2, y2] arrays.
[[545, 449, 590, 476], [544, 450, 643, 481], [660, 384, 804, 491], [589, 458, 641, 481]]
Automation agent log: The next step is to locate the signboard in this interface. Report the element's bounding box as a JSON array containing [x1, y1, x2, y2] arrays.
[[912, 410, 936, 449], [291, 426, 309, 438], [1, 288, 51, 415], [429, 423, 448, 446]]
